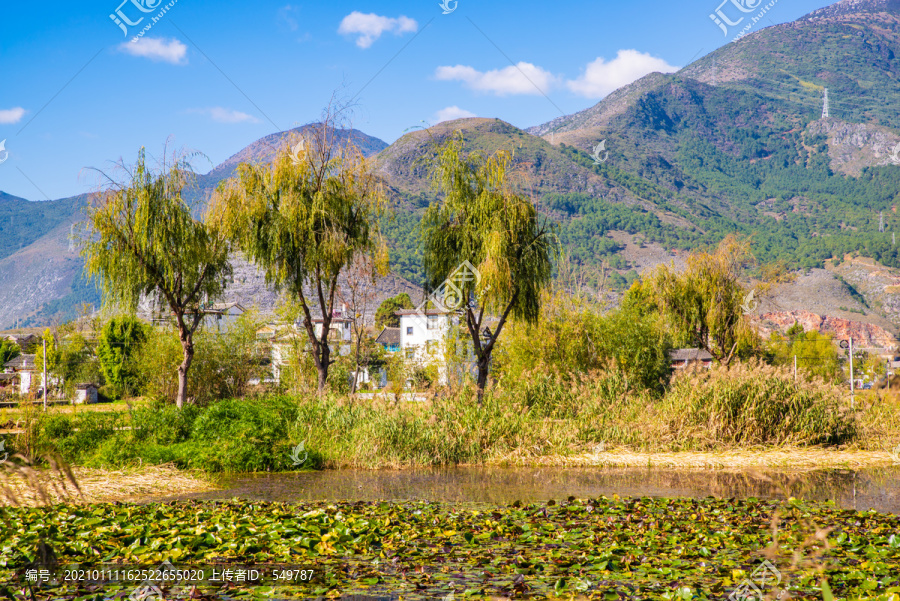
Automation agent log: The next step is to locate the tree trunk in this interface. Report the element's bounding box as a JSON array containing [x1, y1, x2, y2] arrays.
[[316, 342, 330, 396], [475, 354, 490, 404], [350, 342, 362, 394], [177, 331, 194, 409]]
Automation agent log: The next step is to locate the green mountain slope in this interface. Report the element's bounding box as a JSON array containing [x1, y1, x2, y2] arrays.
[[515, 0, 900, 278]]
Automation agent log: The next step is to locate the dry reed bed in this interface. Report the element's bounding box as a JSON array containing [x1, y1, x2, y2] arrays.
[[504, 447, 896, 469], [0, 464, 216, 506]]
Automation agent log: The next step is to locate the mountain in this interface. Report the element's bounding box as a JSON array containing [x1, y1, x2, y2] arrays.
[[516, 0, 900, 276], [7, 0, 900, 334], [0, 125, 388, 328], [185, 124, 389, 206]]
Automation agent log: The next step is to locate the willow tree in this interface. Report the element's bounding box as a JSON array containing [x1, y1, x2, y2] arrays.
[[647, 235, 756, 365], [424, 133, 557, 401], [213, 116, 385, 394], [82, 148, 231, 408]]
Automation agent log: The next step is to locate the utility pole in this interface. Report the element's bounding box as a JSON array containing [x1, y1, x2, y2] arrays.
[[822, 88, 830, 120], [42, 337, 48, 411], [880, 211, 885, 233]]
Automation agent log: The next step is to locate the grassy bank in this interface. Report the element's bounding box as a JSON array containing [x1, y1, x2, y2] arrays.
[[3, 361, 897, 472], [1, 497, 899, 599]]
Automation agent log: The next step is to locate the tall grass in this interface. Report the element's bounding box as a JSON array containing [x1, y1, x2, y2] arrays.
[[11, 360, 872, 472], [659, 361, 857, 448]]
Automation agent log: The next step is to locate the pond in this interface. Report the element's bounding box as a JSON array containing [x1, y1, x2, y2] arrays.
[[168, 465, 900, 514]]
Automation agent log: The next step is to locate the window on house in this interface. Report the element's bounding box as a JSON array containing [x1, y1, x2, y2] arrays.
[[426, 340, 437, 353], [427, 315, 438, 330], [406, 326, 414, 335], [405, 348, 415, 359]]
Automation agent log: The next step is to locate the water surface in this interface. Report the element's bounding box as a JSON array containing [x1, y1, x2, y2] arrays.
[[164, 466, 900, 513]]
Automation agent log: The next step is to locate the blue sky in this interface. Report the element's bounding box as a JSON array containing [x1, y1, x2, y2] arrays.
[[0, 0, 836, 201]]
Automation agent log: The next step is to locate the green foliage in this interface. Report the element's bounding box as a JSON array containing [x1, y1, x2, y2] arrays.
[[134, 312, 266, 405], [646, 235, 758, 364], [36, 411, 120, 464], [0, 339, 20, 365], [81, 147, 232, 407], [97, 315, 149, 398], [214, 119, 385, 393], [375, 293, 413, 328], [425, 134, 556, 325], [81, 148, 231, 318], [495, 289, 672, 392], [54, 330, 102, 397], [767, 325, 844, 383], [2, 495, 897, 599], [423, 133, 557, 396]]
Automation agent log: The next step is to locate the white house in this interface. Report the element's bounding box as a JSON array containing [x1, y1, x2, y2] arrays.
[[262, 308, 356, 386], [394, 309, 480, 386], [203, 302, 246, 332], [2, 354, 39, 395]]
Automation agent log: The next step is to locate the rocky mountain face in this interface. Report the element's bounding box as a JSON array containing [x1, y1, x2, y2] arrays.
[[807, 120, 900, 176], [0, 220, 83, 328], [754, 310, 898, 349]]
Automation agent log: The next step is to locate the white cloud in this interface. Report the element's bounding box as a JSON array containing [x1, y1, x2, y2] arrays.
[[338, 12, 417, 48], [187, 107, 260, 124], [277, 4, 300, 32], [118, 37, 188, 65], [434, 106, 477, 123], [0, 107, 26, 124], [566, 49, 680, 98], [434, 62, 558, 96]]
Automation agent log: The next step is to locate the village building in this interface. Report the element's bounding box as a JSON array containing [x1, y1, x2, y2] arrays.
[[669, 348, 714, 370], [2, 354, 39, 395], [73, 383, 99, 404]]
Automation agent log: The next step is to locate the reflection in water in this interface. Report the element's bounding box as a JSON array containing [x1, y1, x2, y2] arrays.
[[159, 466, 900, 514]]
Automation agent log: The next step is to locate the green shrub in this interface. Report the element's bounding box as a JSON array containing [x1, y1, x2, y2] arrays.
[[130, 402, 200, 445], [134, 311, 266, 405], [37, 411, 120, 463]]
